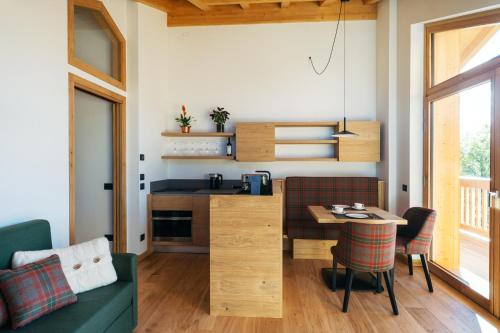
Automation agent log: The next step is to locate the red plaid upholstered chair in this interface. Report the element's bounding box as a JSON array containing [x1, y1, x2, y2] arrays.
[[395, 207, 437, 292], [330, 222, 398, 315]]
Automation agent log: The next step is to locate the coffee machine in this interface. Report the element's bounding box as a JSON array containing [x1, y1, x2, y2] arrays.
[[240, 170, 272, 195], [209, 173, 223, 189]]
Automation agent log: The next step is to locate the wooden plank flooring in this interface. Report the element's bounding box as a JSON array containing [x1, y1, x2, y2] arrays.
[[137, 253, 500, 333]]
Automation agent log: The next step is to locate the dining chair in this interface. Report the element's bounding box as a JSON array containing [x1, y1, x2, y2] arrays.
[[330, 222, 398, 315], [395, 207, 436, 292]]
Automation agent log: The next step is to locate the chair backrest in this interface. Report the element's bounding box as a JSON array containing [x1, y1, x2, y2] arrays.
[[0, 220, 52, 269], [285, 177, 380, 239], [401, 207, 437, 254], [335, 222, 397, 272]]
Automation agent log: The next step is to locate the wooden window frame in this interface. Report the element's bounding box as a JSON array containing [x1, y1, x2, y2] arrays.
[[68, 73, 127, 253], [423, 8, 500, 316], [68, 0, 126, 90]]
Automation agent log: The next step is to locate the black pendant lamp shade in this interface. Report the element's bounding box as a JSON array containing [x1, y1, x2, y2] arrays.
[[333, 117, 357, 137], [309, 0, 357, 137]]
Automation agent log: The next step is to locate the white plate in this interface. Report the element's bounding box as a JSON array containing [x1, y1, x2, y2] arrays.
[[332, 204, 350, 209], [346, 213, 369, 219], [351, 207, 366, 211], [332, 210, 346, 215]]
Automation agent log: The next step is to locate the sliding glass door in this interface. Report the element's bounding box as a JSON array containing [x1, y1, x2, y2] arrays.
[[424, 9, 500, 315]]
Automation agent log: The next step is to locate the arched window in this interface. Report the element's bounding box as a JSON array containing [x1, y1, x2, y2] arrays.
[[68, 0, 126, 90]]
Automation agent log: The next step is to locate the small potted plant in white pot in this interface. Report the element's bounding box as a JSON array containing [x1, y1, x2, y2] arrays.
[[175, 105, 195, 133], [209, 107, 230, 132]]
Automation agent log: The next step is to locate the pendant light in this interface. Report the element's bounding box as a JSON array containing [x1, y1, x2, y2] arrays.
[[309, 0, 357, 137]]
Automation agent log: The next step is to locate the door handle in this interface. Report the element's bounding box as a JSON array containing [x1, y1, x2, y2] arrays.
[[488, 190, 499, 208]]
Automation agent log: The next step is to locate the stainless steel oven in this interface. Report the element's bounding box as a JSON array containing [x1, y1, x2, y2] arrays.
[[152, 210, 192, 242]]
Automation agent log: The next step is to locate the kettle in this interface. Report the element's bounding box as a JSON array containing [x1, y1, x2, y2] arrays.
[[209, 173, 223, 189]]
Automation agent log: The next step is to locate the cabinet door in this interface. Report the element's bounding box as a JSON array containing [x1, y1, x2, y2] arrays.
[[338, 121, 380, 162], [236, 123, 275, 162], [192, 196, 210, 247]]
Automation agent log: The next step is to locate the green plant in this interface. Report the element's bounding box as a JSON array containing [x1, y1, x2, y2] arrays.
[[209, 107, 230, 125], [175, 105, 195, 127], [460, 124, 490, 178]]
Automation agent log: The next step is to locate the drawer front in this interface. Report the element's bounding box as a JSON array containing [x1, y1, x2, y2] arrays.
[[151, 195, 193, 211]]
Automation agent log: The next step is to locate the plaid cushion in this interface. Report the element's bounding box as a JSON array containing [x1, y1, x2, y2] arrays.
[[286, 177, 379, 239], [0, 294, 7, 327], [396, 207, 436, 255], [0, 255, 77, 329], [333, 222, 396, 272]]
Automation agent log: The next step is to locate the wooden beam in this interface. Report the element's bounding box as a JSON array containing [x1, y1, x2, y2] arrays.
[[186, 0, 211, 11], [281, 1, 290, 8], [167, 1, 377, 26], [318, 0, 336, 7], [362, 0, 380, 4], [239, 2, 250, 9]]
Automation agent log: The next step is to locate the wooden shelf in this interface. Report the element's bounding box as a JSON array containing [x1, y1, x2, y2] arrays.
[[161, 131, 234, 137], [272, 122, 339, 127], [275, 139, 338, 144], [275, 157, 338, 161], [161, 155, 234, 160]]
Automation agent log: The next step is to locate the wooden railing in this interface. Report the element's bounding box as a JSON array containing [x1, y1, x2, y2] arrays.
[[460, 177, 490, 236]]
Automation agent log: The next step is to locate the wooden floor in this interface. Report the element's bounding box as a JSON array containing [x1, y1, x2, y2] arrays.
[[137, 253, 500, 333]]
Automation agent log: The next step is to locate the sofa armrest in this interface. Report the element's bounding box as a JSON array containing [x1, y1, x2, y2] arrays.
[[112, 253, 138, 328]]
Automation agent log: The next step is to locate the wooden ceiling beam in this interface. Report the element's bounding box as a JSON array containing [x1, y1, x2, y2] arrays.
[[281, 1, 290, 8], [168, 1, 377, 26], [362, 0, 380, 4], [204, 0, 314, 5], [240, 2, 250, 9], [186, 0, 211, 10], [318, 0, 336, 7]]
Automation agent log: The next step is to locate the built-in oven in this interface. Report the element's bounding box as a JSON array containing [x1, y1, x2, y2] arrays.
[[152, 210, 192, 242]]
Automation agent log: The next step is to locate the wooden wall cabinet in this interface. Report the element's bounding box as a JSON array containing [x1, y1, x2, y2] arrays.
[[236, 123, 275, 162], [338, 121, 380, 162]]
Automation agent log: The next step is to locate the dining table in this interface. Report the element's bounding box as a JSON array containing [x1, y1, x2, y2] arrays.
[[307, 205, 408, 292]]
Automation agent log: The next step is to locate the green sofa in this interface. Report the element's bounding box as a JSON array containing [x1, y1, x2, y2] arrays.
[[0, 220, 137, 333]]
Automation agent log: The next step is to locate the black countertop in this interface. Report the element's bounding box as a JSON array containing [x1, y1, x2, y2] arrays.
[[150, 179, 246, 195]]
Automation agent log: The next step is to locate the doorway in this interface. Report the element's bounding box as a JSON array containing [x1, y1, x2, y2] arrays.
[[424, 9, 500, 315], [68, 74, 126, 253]]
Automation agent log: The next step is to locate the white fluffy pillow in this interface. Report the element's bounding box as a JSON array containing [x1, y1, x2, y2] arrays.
[[12, 238, 117, 294]]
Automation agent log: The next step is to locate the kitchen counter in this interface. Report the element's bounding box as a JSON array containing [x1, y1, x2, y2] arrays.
[[209, 181, 283, 318]]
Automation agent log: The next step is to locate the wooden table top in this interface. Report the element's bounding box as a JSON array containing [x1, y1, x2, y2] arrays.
[[307, 206, 407, 225]]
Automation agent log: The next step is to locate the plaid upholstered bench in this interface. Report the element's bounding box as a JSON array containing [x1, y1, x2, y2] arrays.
[[285, 177, 384, 259]]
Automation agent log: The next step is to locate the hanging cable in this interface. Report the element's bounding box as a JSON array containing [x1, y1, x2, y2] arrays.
[[308, 1, 344, 76]]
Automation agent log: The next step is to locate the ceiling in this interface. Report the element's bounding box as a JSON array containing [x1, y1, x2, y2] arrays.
[[135, 0, 380, 27]]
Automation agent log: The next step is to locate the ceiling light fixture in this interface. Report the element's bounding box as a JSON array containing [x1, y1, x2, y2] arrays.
[[309, 0, 357, 137]]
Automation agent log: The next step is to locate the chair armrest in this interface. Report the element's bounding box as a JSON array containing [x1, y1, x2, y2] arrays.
[[112, 253, 138, 328]]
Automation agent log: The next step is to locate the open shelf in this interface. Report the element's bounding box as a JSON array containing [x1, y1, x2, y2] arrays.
[[275, 139, 338, 144], [275, 157, 339, 161], [161, 131, 234, 137], [272, 122, 339, 127], [161, 155, 234, 160]]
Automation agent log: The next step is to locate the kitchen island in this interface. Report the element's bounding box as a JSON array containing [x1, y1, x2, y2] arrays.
[[209, 181, 283, 318], [147, 179, 284, 318]]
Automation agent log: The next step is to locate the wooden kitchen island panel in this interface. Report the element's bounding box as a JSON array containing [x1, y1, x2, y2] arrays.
[[210, 189, 283, 318]]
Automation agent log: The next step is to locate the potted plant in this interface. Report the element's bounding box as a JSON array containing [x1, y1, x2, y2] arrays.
[[175, 105, 195, 133], [209, 107, 230, 132]]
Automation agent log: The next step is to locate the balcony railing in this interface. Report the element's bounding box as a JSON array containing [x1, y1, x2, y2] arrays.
[[460, 176, 490, 237]]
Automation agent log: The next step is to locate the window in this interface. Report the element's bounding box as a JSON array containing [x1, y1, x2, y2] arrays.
[[68, 0, 126, 90]]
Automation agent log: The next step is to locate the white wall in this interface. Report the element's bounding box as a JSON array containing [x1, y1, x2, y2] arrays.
[[0, 0, 168, 253], [392, 0, 500, 214], [135, 4, 169, 254], [166, 21, 377, 179], [0, 0, 69, 248]]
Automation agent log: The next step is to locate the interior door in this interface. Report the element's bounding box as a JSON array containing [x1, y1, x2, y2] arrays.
[[74, 89, 114, 249]]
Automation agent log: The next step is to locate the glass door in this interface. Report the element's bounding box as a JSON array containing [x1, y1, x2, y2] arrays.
[[429, 79, 493, 300]]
